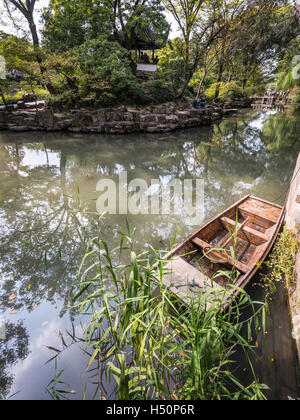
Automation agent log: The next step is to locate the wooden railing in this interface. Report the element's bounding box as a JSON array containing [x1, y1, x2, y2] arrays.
[[251, 91, 295, 110]]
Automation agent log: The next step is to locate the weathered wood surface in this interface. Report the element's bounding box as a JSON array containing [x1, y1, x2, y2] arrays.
[[285, 152, 300, 366], [239, 197, 281, 224], [162, 257, 224, 309], [160, 195, 284, 309], [221, 216, 268, 245]]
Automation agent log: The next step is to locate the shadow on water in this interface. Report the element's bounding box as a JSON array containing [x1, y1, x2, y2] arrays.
[[0, 109, 299, 399]]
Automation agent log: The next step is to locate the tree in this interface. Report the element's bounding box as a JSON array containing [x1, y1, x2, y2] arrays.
[[43, 0, 170, 54], [162, 0, 205, 68], [4, 0, 56, 94], [45, 35, 147, 108], [229, 0, 299, 91], [0, 31, 43, 105], [162, 0, 252, 98], [156, 39, 186, 100], [276, 38, 300, 91], [42, 0, 108, 52], [162, 0, 299, 100], [162, 0, 209, 97], [74, 36, 145, 106], [102, 0, 170, 51]]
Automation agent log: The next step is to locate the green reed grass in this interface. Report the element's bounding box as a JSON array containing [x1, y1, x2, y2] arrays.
[[69, 220, 268, 400]]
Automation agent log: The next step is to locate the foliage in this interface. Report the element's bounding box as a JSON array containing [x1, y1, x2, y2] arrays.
[[262, 111, 300, 152], [47, 36, 146, 108], [42, 0, 107, 52], [155, 39, 186, 100], [276, 38, 300, 91], [189, 70, 215, 93], [2, 0, 300, 107], [205, 81, 245, 102], [42, 0, 169, 53], [263, 228, 299, 293], [0, 32, 48, 104], [0, 33, 36, 74], [65, 224, 269, 400], [4, 1, 56, 94]]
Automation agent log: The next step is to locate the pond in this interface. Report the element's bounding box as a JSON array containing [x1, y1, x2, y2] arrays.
[[0, 109, 299, 400]]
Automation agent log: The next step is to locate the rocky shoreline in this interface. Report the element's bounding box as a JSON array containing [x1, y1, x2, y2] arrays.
[[0, 98, 252, 135]]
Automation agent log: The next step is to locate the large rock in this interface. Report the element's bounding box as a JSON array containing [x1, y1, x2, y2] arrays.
[[0, 111, 7, 124], [37, 109, 54, 130], [0, 99, 249, 134], [140, 114, 157, 123], [24, 101, 45, 110]]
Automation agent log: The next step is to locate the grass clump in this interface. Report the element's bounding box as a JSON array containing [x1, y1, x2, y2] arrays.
[[263, 227, 299, 292], [67, 223, 268, 401]]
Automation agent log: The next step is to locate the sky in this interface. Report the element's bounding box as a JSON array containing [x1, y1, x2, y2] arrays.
[[1, 0, 179, 39]]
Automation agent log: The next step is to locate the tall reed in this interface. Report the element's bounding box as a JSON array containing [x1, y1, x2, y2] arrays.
[[70, 221, 268, 400]]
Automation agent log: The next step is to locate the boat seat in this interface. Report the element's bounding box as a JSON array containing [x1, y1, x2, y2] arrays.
[[162, 258, 224, 309], [191, 237, 248, 273], [221, 217, 268, 245]]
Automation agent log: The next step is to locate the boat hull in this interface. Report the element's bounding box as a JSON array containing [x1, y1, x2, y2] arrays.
[[157, 196, 285, 310]]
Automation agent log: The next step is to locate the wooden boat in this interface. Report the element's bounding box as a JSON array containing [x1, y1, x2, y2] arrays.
[[159, 195, 285, 310]]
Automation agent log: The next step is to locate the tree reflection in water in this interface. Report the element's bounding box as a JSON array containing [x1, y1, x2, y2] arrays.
[[0, 321, 29, 399], [0, 109, 299, 398]]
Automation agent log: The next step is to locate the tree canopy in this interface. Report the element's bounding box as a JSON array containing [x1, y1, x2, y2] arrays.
[[0, 0, 299, 107]]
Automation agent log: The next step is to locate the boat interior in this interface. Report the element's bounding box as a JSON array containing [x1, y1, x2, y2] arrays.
[[163, 197, 283, 298]]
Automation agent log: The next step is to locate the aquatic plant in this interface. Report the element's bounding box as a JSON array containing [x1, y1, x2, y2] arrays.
[[68, 221, 268, 400], [263, 227, 299, 292]]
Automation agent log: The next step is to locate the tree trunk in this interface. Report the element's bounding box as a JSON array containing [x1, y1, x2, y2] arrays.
[[28, 17, 56, 95], [214, 61, 224, 100], [214, 37, 227, 100], [242, 57, 249, 91], [0, 88, 8, 110], [196, 70, 207, 101], [6, 1, 56, 94]]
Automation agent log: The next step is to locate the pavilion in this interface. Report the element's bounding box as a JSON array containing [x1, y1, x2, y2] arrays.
[[118, 27, 163, 72]]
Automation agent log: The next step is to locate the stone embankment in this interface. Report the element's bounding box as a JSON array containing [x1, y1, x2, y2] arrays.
[[285, 152, 300, 364], [0, 98, 252, 134]]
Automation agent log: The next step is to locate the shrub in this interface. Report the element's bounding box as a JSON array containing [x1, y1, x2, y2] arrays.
[[55, 226, 269, 400], [205, 81, 245, 102], [47, 35, 146, 108]]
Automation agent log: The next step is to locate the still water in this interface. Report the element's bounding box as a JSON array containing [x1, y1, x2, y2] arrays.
[[0, 109, 299, 400]]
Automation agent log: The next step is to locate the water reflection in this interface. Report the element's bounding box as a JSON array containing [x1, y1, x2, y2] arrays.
[[0, 109, 299, 399], [0, 320, 29, 397]]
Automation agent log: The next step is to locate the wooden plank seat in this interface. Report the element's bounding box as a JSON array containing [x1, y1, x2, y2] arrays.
[[239, 199, 280, 225], [158, 195, 285, 311], [162, 258, 224, 309], [191, 237, 248, 274], [220, 217, 269, 245]]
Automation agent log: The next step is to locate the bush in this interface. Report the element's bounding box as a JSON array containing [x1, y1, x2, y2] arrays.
[[142, 78, 174, 103], [156, 39, 186, 100], [47, 35, 147, 108], [188, 71, 215, 95], [62, 228, 269, 400], [205, 81, 245, 102]]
